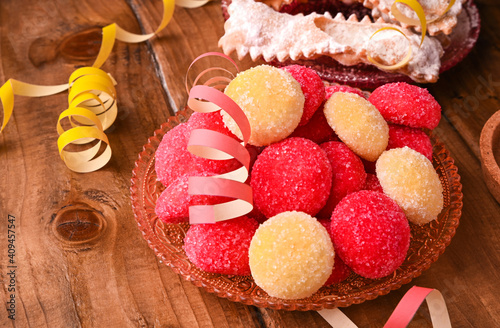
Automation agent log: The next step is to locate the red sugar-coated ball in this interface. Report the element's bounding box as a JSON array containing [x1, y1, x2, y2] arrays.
[[184, 216, 259, 276], [330, 190, 410, 279], [324, 253, 352, 285], [290, 107, 338, 144], [387, 124, 433, 161], [363, 173, 384, 193], [282, 65, 325, 126], [318, 141, 367, 219], [368, 82, 441, 130], [187, 111, 238, 140], [325, 85, 365, 99], [156, 123, 195, 187], [155, 120, 239, 187], [251, 137, 332, 218], [155, 173, 229, 224], [318, 218, 352, 285]]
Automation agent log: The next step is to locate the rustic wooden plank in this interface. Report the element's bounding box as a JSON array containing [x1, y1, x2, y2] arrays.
[[128, 0, 263, 112], [0, 0, 177, 327]]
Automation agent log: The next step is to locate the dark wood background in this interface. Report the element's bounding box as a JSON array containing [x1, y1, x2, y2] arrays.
[[1, 0, 499, 327]]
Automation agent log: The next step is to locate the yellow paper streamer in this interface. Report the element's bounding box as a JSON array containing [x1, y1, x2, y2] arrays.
[[369, 0, 455, 71], [367, 27, 413, 70], [392, 0, 456, 28], [56, 67, 117, 173], [390, 0, 428, 46], [0, 0, 205, 172]]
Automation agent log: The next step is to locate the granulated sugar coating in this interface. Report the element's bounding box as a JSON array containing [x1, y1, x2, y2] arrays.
[[282, 65, 325, 126], [318, 141, 367, 219], [249, 211, 334, 299], [155, 122, 239, 188], [363, 173, 384, 193], [188, 111, 238, 140], [376, 147, 444, 225], [318, 218, 352, 285], [155, 173, 228, 224], [223, 65, 304, 146], [387, 124, 433, 161], [290, 108, 338, 144], [324, 92, 389, 162], [184, 216, 259, 276], [251, 137, 332, 218], [155, 123, 195, 187], [330, 190, 410, 279], [325, 85, 365, 99], [368, 82, 441, 130]]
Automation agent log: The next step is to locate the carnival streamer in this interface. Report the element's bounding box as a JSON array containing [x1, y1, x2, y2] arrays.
[[185, 53, 254, 224], [318, 286, 451, 328], [367, 27, 413, 70], [56, 67, 117, 173], [384, 286, 451, 328], [369, 0, 455, 71], [0, 0, 208, 172]]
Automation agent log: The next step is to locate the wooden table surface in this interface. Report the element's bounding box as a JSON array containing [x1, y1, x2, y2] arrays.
[[1, 0, 499, 327]]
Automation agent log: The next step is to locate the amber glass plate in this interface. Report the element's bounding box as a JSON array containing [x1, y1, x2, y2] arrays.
[[130, 108, 463, 311]]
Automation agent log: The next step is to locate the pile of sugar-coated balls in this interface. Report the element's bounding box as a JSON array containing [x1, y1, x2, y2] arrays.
[[155, 64, 444, 300]]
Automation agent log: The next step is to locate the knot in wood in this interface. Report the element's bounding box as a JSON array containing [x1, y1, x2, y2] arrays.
[[59, 27, 102, 61], [52, 205, 106, 246]]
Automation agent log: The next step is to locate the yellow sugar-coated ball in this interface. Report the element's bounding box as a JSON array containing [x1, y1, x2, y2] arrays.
[[223, 65, 304, 146], [376, 147, 444, 225], [323, 92, 389, 162], [249, 211, 334, 299]]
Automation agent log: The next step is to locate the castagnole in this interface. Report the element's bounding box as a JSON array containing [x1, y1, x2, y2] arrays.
[[376, 147, 444, 225], [223, 65, 304, 146], [324, 92, 389, 162], [249, 211, 334, 299], [330, 190, 411, 279]]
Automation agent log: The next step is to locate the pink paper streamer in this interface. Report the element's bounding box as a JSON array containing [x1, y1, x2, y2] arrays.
[[188, 129, 250, 170], [319, 286, 451, 328], [188, 85, 250, 144], [384, 286, 451, 328], [185, 53, 253, 224]]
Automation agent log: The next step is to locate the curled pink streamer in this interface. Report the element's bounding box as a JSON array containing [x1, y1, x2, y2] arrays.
[[185, 53, 253, 224]]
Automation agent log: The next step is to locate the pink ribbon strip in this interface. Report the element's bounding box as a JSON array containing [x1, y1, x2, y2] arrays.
[[319, 286, 451, 328], [185, 52, 240, 94], [188, 85, 251, 144], [185, 53, 253, 224], [384, 286, 451, 328]]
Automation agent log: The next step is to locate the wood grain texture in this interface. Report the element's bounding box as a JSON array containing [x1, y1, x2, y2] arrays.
[[0, 0, 499, 327]]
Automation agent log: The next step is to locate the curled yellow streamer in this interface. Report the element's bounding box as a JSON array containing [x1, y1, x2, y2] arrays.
[[56, 67, 116, 173], [390, 0, 428, 46], [369, 0, 455, 71], [367, 27, 413, 70], [0, 0, 207, 172]]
